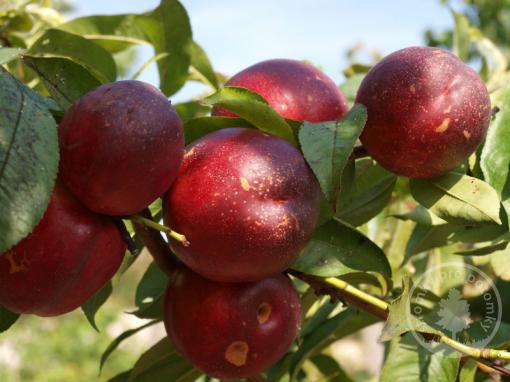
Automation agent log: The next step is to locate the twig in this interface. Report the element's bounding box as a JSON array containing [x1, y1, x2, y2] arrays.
[[131, 209, 179, 277], [113, 218, 138, 256], [351, 145, 369, 160]]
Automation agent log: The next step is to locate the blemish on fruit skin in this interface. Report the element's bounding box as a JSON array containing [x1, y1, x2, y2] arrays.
[[435, 118, 450, 133], [5, 251, 28, 274], [225, 341, 249, 367], [257, 302, 272, 324], [463, 130, 471, 139], [444, 105, 452, 113], [409, 84, 416, 94], [240, 177, 251, 191]]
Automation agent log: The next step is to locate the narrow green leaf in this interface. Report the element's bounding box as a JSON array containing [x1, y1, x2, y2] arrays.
[[174, 101, 210, 123], [108, 370, 132, 382], [190, 41, 219, 90], [0, 67, 59, 253], [128, 337, 200, 382], [292, 218, 392, 278], [458, 359, 477, 382], [58, 14, 147, 53], [100, 320, 160, 371], [0, 47, 24, 64], [336, 158, 396, 226], [311, 354, 354, 382], [22, 55, 102, 110], [289, 309, 377, 381], [132, 262, 167, 319], [183, 116, 253, 145], [405, 224, 456, 258], [29, 28, 117, 83], [481, 85, 510, 218], [0, 305, 19, 332], [380, 334, 460, 382], [455, 240, 509, 256], [135, 0, 192, 96], [299, 105, 367, 210], [449, 224, 508, 243], [392, 205, 447, 226], [130, 52, 168, 81], [202, 86, 295, 144], [410, 173, 501, 226], [490, 244, 510, 281], [81, 281, 113, 331], [452, 12, 471, 61]]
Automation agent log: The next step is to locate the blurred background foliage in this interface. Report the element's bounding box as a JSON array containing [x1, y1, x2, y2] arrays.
[[0, 0, 506, 381]]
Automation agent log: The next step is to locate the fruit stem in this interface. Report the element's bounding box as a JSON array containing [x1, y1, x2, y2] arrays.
[[291, 270, 510, 366], [131, 215, 190, 247], [131, 209, 179, 277], [113, 218, 139, 256]]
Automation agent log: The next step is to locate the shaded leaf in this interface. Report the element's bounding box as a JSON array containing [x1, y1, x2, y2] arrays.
[[311, 354, 354, 382], [405, 224, 457, 258], [410, 173, 501, 226], [22, 55, 102, 110], [173, 101, 210, 123], [292, 218, 391, 278], [0, 47, 24, 64], [183, 116, 253, 145], [30, 28, 116, 83], [0, 305, 19, 332], [190, 41, 218, 90], [299, 105, 367, 210], [0, 67, 59, 253], [452, 11, 471, 61], [392, 205, 447, 226], [202, 86, 295, 144], [82, 281, 113, 331]]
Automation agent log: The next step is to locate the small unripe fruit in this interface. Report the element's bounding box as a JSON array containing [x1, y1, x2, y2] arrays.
[[213, 59, 349, 122], [59, 80, 184, 215], [164, 266, 301, 380], [164, 127, 321, 282], [0, 183, 125, 316], [356, 47, 491, 179]]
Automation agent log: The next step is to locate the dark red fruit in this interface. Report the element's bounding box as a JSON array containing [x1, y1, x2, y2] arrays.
[[164, 266, 301, 380], [0, 183, 125, 316], [59, 80, 184, 216], [356, 46, 491, 179], [164, 127, 321, 282], [212, 59, 349, 122]]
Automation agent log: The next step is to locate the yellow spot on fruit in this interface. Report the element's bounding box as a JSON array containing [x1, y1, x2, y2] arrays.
[[463, 130, 471, 139], [444, 105, 452, 113], [225, 341, 249, 367], [5, 251, 28, 274], [409, 84, 416, 94], [257, 302, 272, 324], [240, 177, 251, 191], [184, 147, 196, 158], [277, 214, 290, 229], [435, 118, 450, 133]]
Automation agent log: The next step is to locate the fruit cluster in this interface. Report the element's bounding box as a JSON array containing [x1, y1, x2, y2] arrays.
[[0, 46, 491, 380]]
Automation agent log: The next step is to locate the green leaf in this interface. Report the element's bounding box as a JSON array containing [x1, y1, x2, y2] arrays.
[[292, 218, 391, 278], [81, 281, 112, 331], [455, 240, 509, 256], [449, 224, 508, 243], [29, 29, 116, 83], [490, 244, 510, 281], [58, 14, 147, 53], [190, 41, 218, 90], [0, 47, 24, 64], [410, 173, 501, 226], [336, 158, 396, 226], [108, 370, 132, 382], [380, 278, 441, 342], [458, 359, 477, 382], [405, 224, 457, 257], [135, 263, 167, 305], [481, 85, 510, 218], [174, 101, 210, 123], [135, 0, 192, 96], [100, 320, 160, 371], [128, 338, 200, 382], [452, 12, 471, 61], [299, 105, 367, 210], [392, 205, 447, 226], [289, 309, 377, 381], [380, 334, 460, 382], [0, 305, 19, 332], [339, 73, 364, 107], [202, 86, 295, 144], [0, 67, 59, 253], [310, 354, 354, 382], [183, 116, 253, 145], [22, 55, 102, 110]]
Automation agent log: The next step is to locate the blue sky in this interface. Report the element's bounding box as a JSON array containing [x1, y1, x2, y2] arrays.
[[69, 0, 455, 101]]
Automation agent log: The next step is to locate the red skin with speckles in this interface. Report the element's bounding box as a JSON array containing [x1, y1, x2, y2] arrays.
[[164, 128, 321, 282], [212, 59, 349, 122], [164, 266, 301, 380], [59, 80, 184, 216], [356, 47, 491, 179], [0, 184, 125, 316]]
